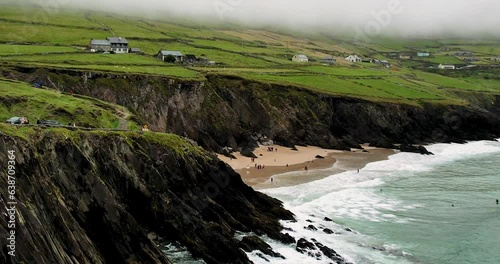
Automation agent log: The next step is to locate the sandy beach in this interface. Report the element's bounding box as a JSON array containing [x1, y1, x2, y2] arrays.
[[218, 144, 396, 189]]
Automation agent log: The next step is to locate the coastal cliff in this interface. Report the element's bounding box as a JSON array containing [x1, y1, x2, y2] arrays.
[[0, 129, 294, 263], [3, 67, 500, 153]]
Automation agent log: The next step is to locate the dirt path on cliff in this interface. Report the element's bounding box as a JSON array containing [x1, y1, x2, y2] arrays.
[[114, 106, 131, 130]]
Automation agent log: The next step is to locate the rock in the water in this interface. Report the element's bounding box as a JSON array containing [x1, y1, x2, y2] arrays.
[[275, 232, 296, 244], [305, 225, 318, 231], [239, 235, 285, 259], [399, 144, 434, 155], [323, 217, 333, 222], [315, 155, 325, 159], [296, 238, 349, 263], [306, 219, 314, 223], [296, 238, 316, 253], [323, 228, 334, 234], [314, 241, 348, 263], [291, 146, 298, 151], [255, 252, 270, 262], [344, 228, 353, 232]]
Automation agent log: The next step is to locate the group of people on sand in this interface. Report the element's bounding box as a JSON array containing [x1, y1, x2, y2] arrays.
[[255, 164, 265, 170], [250, 157, 266, 170], [267, 147, 277, 152]]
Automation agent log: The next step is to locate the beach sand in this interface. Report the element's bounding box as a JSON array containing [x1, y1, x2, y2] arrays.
[[218, 145, 395, 190]]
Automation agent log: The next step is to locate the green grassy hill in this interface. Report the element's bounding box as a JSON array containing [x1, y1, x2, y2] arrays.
[[0, 78, 138, 129], [1, 3, 500, 105]]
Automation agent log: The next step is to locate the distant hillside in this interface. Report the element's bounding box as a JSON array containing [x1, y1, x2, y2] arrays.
[[1, 4, 500, 105]]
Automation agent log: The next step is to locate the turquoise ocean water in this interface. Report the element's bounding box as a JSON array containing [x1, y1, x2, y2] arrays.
[[249, 140, 500, 264]]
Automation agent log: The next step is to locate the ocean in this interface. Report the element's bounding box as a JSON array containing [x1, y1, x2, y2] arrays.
[[247, 140, 500, 264]]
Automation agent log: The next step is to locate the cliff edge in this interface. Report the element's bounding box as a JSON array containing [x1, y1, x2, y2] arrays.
[[0, 128, 294, 263]]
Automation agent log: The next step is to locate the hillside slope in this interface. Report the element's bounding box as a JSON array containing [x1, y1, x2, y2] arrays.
[[0, 78, 138, 129], [0, 128, 294, 263], [1, 4, 500, 105], [5, 67, 500, 153]]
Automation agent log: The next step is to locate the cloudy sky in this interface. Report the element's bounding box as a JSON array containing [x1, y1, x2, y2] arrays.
[[27, 0, 500, 37]]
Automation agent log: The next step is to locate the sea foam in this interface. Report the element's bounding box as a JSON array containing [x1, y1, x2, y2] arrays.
[[247, 141, 500, 264]]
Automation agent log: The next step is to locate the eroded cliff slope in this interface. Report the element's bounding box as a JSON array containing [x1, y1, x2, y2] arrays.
[[4, 67, 500, 152], [0, 128, 294, 263]]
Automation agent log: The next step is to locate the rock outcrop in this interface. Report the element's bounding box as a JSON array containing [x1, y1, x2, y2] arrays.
[[0, 129, 294, 264], [238, 235, 285, 259], [4, 67, 500, 153], [296, 238, 349, 263], [399, 144, 434, 155]]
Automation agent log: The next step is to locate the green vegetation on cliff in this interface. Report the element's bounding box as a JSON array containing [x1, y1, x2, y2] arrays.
[[0, 78, 138, 128]]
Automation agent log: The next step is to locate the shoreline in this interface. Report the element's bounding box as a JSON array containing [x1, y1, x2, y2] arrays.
[[218, 145, 396, 190]]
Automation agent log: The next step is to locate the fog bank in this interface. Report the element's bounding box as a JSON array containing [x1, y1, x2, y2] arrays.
[[18, 0, 500, 38]]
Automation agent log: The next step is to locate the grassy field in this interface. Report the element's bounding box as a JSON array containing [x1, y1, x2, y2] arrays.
[[0, 53, 166, 65], [0, 3, 499, 105], [0, 44, 80, 55], [420, 56, 466, 65], [0, 78, 138, 128]]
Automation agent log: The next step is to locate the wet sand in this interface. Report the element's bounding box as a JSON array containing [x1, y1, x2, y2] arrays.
[[218, 145, 395, 190]]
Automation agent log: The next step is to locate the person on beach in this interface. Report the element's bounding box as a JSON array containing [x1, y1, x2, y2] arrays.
[[357, 169, 359, 173], [271, 177, 273, 182], [497, 199, 499, 205], [262, 165, 265, 169], [305, 166, 308, 171]]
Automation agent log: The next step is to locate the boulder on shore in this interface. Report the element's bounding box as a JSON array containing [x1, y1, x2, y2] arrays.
[[240, 148, 258, 158], [399, 144, 434, 155], [369, 138, 397, 149]]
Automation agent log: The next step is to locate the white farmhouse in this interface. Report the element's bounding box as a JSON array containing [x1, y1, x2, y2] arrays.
[[345, 55, 362, 63], [107, 37, 129, 54], [292, 54, 308, 62]]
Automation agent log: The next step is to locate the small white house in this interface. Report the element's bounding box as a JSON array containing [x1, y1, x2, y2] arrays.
[[107, 37, 129, 54], [438, 64, 455, 70], [417, 52, 430, 57], [157, 50, 184, 63], [292, 54, 308, 62], [320, 56, 336, 64], [491, 57, 500, 62], [345, 55, 362, 63]]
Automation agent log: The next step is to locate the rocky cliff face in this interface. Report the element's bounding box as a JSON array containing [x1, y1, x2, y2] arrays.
[[0, 130, 294, 263], [3, 67, 500, 152]]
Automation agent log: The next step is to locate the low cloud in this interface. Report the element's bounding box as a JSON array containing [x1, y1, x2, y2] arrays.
[[20, 0, 500, 38]]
